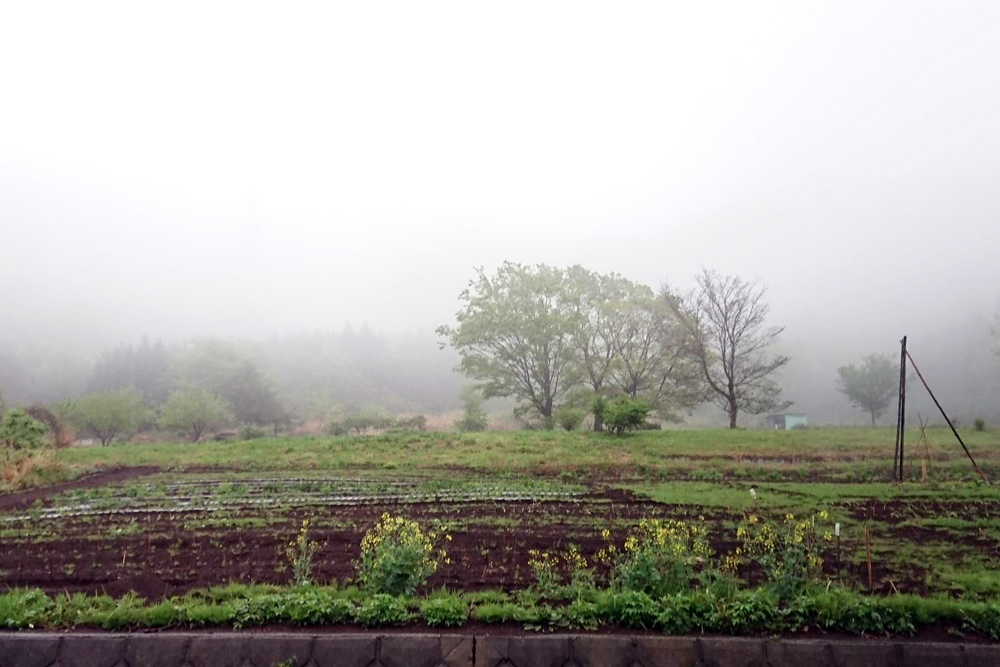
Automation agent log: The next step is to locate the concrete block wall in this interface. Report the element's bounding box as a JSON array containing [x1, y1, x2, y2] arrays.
[[1, 633, 996, 667]]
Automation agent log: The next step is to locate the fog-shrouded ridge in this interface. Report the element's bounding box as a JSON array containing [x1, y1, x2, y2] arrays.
[[1, 1, 999, 428]]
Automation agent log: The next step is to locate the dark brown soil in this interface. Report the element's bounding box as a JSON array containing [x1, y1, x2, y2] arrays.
[[0, 479, 987, 601], [0, 487, 729, 599]]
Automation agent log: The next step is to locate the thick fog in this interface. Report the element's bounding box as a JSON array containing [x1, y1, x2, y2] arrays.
[[2, 1, 999, 425]]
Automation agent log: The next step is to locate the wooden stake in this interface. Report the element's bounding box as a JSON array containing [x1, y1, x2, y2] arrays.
[[865, 524, 873, 592], [917, 414, 931, 483]]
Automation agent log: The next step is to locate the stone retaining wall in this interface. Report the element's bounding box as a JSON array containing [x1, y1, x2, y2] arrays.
[[1, 632, 997, 667]]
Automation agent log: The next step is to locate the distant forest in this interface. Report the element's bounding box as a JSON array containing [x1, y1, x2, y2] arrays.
[[0, 327, 463, 423]]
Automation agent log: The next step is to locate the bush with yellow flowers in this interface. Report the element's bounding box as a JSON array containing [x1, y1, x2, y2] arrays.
[[606, 518, 712, 596], [731, 511, 832, 598], [527, 544, 592, 595], [285, 519, 321, 586], [357, 513, 451, 596]]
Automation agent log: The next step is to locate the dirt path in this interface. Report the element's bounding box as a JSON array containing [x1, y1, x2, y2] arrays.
[[0, 466, 160, 511]]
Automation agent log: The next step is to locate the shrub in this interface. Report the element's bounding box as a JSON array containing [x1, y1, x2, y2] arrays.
[[526, 545, 592, 596], [655, 592, 701, 634], [527, 549, 561, 594], [0, 589, 55, 629], [238, 424, 268, 440], [0, 410, 48, 453], [471, 601, 521, 624], [974, 418, 986, 432], [724, 588, 781, 633], [555, 406, 586, 431], [396, 415, 428, 431], [233, 590, 355, 627], [601, 396, 651, 436], [1, 449, 66, 490], [419, 594, 468, 627], [343, 414, 391, 435], [605, 590, 659, 629], [611, 518, 712, 596], [564, 598, 601, 630], [285, 520, 321, 586], [456, 386, 489, 432], [357, 514, 449, 596], [732, 512, 832, 598], [325, 421, 347, 436], [355, 594, 411, 627]]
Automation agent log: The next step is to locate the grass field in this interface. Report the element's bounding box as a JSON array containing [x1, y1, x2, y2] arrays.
[[0, 426, 997, 605]]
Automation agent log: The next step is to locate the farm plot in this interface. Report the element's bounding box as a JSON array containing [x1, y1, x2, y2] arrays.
[[0, 471, 608, 597], [3, 461, 1000, 601]]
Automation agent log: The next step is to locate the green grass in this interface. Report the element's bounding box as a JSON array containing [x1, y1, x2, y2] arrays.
[[2, 582, 1000, 638], [54, 427, 1000, 479]]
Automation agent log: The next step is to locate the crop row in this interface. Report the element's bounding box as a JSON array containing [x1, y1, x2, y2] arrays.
[[3, 490, 582, 522]]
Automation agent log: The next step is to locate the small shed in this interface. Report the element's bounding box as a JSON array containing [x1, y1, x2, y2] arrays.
[[764, 413, 807, 430]]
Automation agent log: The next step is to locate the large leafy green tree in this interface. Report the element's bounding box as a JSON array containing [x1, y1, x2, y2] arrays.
[[72, 389, 149, 446], [159, 388, 233, 442], [438, 263, 577, 422], [837, 353, 899, 426], [563, 267, 634, 431], [666, 269, 790, 428], [605, 292, 704, 422]]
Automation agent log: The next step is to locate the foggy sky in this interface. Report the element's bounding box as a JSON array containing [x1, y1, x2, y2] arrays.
[[2, 1, 999, 421]]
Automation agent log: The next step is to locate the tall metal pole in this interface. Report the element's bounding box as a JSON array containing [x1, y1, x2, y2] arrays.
[[898, 336, 906, 481], [893, 336, 907, 481]]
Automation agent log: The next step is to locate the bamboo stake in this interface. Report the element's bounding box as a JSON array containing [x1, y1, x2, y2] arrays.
[[865, 524, 873, 592]]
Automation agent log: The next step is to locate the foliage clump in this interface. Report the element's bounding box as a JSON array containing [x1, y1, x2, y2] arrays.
[[159, 388, 233, 442], [605, 518, 711, 596], [555, 406, 586, 431], [285, 519, 321, 586], [357, 513, 450, 596], [419, 593, 468, 627], [599, 396, 652, 436], [837, 354, 899, 426], [70, 389, 148, 446], [0, 409, 47, 453], [731, 512, 832, 598], [456, 386, 489, 432], [0, 409, 64, 490]]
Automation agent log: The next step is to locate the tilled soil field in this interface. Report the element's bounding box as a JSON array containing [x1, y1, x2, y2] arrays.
[[2, 467, 998, 599]]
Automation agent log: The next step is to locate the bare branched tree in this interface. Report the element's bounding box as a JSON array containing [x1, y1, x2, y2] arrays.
[[665, 269, 791, 428], [606, 296, 704, 422]]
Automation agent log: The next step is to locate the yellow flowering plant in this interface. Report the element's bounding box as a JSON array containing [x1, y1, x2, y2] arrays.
[[610, 518, 712, 596], [357, 513, 450, 596], [731, 511, 832, 597], [527, 544, 592, 595], [285, 519, 321, 586], [527, 549, 561, 593]]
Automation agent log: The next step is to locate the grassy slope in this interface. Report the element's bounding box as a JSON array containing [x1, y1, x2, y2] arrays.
[[55, 427, 1000, 476]]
